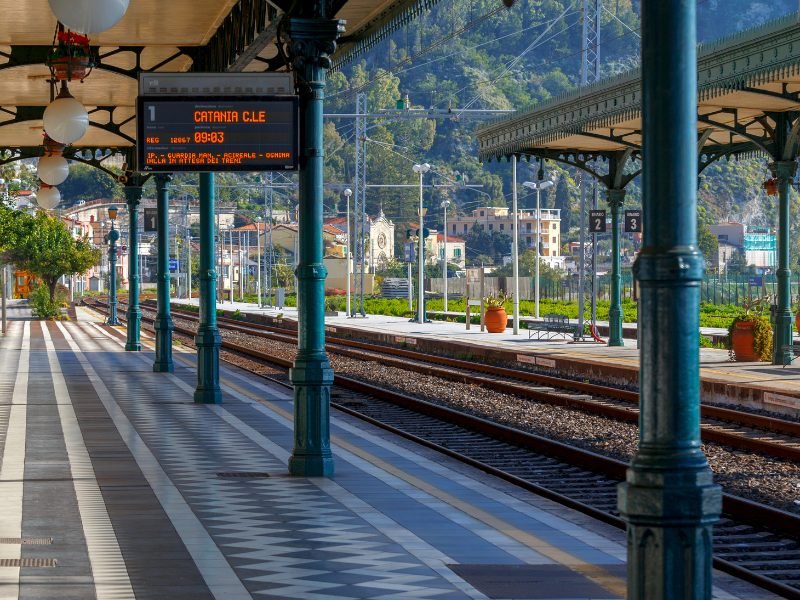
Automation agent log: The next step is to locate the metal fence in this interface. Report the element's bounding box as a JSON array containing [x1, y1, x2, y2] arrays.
[[427, 272, 800, 306]]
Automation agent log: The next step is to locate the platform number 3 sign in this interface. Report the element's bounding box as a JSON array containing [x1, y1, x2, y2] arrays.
[[589, 209, 606, 233], [624, 210, 642, 233]]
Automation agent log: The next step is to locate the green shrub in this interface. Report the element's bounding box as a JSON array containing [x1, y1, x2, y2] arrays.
[[29, 283, 64, 320]]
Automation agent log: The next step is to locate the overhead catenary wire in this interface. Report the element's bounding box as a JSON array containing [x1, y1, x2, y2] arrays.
[[330, 3, 510, 100], [456, 1, 578, 115]]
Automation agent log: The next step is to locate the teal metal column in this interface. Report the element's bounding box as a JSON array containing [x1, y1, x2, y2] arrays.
[[619, 1, 721, 599], [153, 173, 174, 373], [773, 160, 796, 365], [194, 172, 222, 404], [286, 16, 342, 477], [124, 184, 143, 351], [607, 188, 624, 346]]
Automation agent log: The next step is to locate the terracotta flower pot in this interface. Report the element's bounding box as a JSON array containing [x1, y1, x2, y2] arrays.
[[50, 56, 91, 82], [484, 307, 508, 333], [731, 319, 757, 361]]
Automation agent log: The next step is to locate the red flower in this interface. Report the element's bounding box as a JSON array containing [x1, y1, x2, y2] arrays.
[[56, 31, 89, 47]]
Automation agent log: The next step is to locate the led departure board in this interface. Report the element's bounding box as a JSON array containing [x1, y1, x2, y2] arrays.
[[137, 96, 298, 172]]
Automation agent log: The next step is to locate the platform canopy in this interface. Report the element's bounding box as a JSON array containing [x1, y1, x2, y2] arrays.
[[477, 12, 800, 180], [0, 0, 438, 151]]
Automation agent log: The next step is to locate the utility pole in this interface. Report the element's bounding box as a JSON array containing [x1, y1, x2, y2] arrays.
[[578, 0, 601, 340], [355, 92, 368, 317]]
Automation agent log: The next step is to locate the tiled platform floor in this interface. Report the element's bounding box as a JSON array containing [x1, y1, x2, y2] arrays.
[[0, 300, 780, 599]]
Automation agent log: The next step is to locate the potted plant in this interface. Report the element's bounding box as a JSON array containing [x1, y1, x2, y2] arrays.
[[728, 296, 772, 362], [47, 30, 93, 82], [483, 291, 510, 333]]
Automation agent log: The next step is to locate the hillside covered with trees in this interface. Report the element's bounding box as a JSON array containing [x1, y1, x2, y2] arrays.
[[318, 0, 799, 270]]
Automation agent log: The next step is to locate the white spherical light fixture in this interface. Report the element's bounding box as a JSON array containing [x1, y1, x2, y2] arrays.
[[38, 155, 70, 186], [43, 83, 89, 145], [37, 186, 61, 210], [48, 0, 130, 34]]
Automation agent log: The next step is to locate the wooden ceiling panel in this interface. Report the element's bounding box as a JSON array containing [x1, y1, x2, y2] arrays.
[[699, 90, 798, 111], [0, 0, 239, 45], [0, 0, 424, 148], [0, 120, 132, 147], [0, 65, 137, 107]]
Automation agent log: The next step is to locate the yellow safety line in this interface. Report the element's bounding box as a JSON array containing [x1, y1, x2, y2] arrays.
[[205, 366, 627, 598]]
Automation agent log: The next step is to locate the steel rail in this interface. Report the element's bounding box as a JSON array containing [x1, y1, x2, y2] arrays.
[[156, 303, 800, 461]]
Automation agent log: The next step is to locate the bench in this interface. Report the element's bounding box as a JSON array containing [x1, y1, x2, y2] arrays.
[[526, 313, 577, 340]]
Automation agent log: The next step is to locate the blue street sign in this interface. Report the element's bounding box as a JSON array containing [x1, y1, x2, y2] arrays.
[[169, 258, 178, 272], [748, 276, 762, 287], [404, 243, 415, 263]]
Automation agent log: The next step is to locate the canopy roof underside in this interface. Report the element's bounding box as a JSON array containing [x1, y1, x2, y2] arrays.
[[477, 12, 800, 166], [0, 0, 435, 149]]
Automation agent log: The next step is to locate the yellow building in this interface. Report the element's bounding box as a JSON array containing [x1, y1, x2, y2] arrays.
[[447, 206, 561, 259]]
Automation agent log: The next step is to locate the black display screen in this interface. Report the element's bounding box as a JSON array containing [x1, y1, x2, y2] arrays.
[[137, 96, 298, 172]]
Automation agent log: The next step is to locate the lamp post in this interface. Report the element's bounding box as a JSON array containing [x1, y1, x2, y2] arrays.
[[228, 224, 234, 304], [523, 179, 553, 319], [511, 155, 520, 334], [343, 188, 352, 317], [413, 163, 430, 323], [255, 217, 262, 307], [441, 199, 450, 313], [260, 173, 274, 307], [106, 206, 120, 325]]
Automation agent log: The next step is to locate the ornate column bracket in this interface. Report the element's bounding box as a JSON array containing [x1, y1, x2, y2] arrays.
[[606, 188, 625, 347], [772, 159, 797, 365], [124, 181, 145, 351], [153, 173, 174, 373], [284, 15, 343, 478]]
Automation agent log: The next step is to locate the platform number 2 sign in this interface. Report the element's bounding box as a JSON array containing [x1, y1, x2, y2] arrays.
[[624, 210, 642, 233], [589, 209, 606, 233]]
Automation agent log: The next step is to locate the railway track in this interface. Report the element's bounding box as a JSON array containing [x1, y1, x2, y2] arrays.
[[88, 300, 800, 598], [152, 302, 800, 464]]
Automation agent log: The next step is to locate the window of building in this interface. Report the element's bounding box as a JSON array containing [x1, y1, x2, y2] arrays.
[[552, 236, 557, 243], [452, 224, 456, 233], [552, 223, 557, 230], [480, 211, 485, 217], [526, 223, 532, 231], [526, 236, 532, 245], [488, 224, 493, 231], [463, 224, 468, 233], [499, 224, 504, 231], [454, 248, 462, 258]]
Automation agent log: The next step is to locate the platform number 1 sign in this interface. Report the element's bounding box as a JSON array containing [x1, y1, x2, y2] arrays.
[[624, 210, 642, 233], [589, 209, 606, 233], [144, 208, 157, 232]]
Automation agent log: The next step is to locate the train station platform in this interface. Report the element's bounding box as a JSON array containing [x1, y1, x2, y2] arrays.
[[174, 299, 800, 419], [0, 298, 777, 599]]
